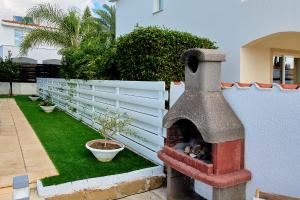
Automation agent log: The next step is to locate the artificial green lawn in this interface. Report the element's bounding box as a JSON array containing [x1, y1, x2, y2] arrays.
[[14, 96, 155, 186]]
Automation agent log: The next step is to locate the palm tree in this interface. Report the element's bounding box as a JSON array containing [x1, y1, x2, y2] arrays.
[[95, 4, 116, 39], [20, 4, 100, 55]]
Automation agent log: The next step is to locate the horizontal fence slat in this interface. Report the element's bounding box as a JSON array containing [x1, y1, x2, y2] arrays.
[[112, 134, 163, 165], [37, 78, 167, 165]]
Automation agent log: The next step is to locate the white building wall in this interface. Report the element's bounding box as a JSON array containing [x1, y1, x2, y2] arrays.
[[115, 0, 300, 82], [0, 20, 61, 63], [0, 19, 61, 94], [0, 24, 15, 46], [0, 45, 60, 64], [240, 47, 271, 83]]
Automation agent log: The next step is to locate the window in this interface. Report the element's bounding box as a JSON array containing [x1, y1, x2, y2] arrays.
[[15, 30, 26, 46], [153, 0, 163, 13], [13, 16, 33, 24], [13, 16, 24, 22], [273, 55, 300, 84]]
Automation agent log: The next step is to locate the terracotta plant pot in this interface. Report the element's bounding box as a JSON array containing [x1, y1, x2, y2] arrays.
[[85, 139, 125, 162], [29, 95, 40, 101], [40, 105, 56, 113]]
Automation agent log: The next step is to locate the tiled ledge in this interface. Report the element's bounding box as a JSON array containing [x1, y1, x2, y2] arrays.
[[37, 166, 165, 198], [221, 82, 300, 90]]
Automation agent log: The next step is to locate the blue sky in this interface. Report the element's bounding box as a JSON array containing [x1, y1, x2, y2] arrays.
[[93, 1, 104, 10], [92, 0, 113, 10], [0, 0, 114, 19], [91, 0, 113, 16]]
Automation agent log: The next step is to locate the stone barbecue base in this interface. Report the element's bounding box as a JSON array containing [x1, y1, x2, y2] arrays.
[[47, 176, 164, 200]]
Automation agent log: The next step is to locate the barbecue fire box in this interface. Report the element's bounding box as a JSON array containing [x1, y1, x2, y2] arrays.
[[158, 48, 251, 200]]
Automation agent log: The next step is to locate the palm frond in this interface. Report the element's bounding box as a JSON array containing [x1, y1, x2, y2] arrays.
[[95, 10, 109, 28], [60, 10, 81, 47], [26, 3, 65, 27], [20, 29, 70, 55], [81, 17, 104, 40], [95, 4, 116, 38]]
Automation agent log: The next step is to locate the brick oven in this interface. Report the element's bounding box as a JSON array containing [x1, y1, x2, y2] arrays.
[[158, 49, 251, 200]]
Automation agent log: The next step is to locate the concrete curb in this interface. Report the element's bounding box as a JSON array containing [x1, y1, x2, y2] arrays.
[[37, 166, 164, 198]]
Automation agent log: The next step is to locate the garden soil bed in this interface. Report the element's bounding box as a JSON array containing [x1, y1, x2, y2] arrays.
[[90, 142, 120, 150]]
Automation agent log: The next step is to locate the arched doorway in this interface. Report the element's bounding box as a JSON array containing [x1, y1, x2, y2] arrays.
[[241, 32, 300, 84]]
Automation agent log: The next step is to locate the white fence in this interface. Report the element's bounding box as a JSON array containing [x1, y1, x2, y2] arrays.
[[37, 78, 168, 165]]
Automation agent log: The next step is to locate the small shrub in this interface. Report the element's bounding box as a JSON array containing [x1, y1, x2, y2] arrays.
[[0, 52, 20, 95], [94, 108, 134, 146], [40, 95, 55, 106], [115, 26, 217, 85]]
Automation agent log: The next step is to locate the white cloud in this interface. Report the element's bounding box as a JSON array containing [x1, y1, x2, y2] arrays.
[[0, 0, 112, 19]]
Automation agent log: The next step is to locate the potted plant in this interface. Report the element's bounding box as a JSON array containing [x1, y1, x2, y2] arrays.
[[39, 95, 56, 113], [29, 94, 40, 101], [86, 108, 133, 162]]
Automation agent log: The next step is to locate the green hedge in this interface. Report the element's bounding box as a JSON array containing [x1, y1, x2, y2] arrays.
[[115, 26, 217, 85]]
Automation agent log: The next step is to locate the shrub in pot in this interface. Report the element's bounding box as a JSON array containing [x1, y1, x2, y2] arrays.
[[39, 96, 56, 113], [29, 94, 40, 101], [86, 108, 133, 162]]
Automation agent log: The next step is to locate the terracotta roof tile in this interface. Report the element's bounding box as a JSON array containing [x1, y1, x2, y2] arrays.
[[172, 81, 300, 91], [2, 19, 53, 29], [236, 82, 252, 88], [221, 82, 234, 89], [256, 83, 273, 89], [279, 84, 300, 90], [220, 82, 300, 91], [173, 81, 182, 85]]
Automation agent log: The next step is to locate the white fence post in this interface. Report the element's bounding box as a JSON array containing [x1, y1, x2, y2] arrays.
[[76, 80, 80, 119], [37, 79, 167, 165], [91, 82, 95, 124], [116, 87, 120, 109]]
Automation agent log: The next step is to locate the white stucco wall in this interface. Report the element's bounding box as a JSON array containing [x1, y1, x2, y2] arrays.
[[170, 82, 300, 199], [0, 82, 10, 94], [223, 84, 300, 199], [0, 24, 15, 46], [0, 82, 37, 95], [115, 0, 300, 82], [240, 47, 271, 83]]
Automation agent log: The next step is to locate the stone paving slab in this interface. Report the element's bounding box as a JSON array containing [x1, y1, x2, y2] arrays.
[[121, 187, 166, 200], [0, 98, 58, 199], [45, 176, 165, 200], [0, 184, 44, 200]]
